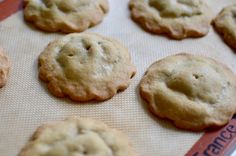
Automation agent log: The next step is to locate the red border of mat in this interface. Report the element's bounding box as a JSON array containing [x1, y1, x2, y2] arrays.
[[186, 116, 236, 156], [0, 0, 22, 21]]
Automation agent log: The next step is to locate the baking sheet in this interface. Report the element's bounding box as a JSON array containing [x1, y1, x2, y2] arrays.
[[0, 0, 236, 155]]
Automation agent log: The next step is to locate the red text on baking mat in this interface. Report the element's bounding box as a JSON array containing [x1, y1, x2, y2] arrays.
[[186, 115, 236, 156]]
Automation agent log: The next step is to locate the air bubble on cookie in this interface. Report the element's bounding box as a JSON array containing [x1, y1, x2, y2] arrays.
[[81, 39, 92, 51], [68, 53, 74, 57], [85, 45, 91, 51], [130, 72, 136, 79], [193, 74, 199, 79]]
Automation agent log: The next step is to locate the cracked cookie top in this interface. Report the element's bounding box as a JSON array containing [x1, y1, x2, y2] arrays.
[[38, 33, 136, 102], [129, 0, 213, 39], [140, 53, 236, 131], [214, 4, 236, 50], [24, 0, 109, 33], [19, 117, 137, 156]]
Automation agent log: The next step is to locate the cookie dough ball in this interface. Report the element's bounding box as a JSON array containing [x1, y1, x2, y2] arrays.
[[24, 0, 109, 33], [19, 117, 138, 156], [39, 33, 136, 102], [140, 53, 236, 131], [129, 0, 213, 39]]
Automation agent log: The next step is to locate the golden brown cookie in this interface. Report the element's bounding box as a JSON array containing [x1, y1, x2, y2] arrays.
[[214, 4, 236, 50], [39, 33, 136, 102], [24, 0, 109, 33], [19, 117, 138, 156], [129, 0, 213, 39], [0, 48, 10, 87], [140, 53, 236, 131]]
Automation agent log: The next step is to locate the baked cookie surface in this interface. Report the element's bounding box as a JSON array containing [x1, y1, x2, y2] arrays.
[[214, 4, 236, 50], [129, 0, 213, 39], [19, 117, 137, 156], [140, 53, 236, 131], [24, 0, 109, 33], [0, 48, 10, 87], [39, 33, 136, 102]]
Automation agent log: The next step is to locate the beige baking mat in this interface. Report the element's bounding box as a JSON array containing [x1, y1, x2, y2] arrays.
[[0, 0, 236, 155]]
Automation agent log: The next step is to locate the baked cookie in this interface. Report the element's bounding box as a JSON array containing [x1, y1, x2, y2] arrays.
[[140, 53, 236, 131], [24, 0, 109, 33], [129, 0, 213, 39], [19, 117, 137, 156], [214, 4, 236, 50], [0, 48, 10, 88], [39, 33, 136, 102]]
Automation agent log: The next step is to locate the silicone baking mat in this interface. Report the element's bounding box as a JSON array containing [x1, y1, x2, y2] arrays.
[[0, 0, 236, 155]]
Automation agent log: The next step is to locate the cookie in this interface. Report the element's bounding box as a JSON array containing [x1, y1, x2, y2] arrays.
[[214, 4, 236, 50], [19, 117, 137, 156], [129, 0, 213, 39], [140, 53, 236, 131], [24, 0, 109, 33], [0, 48, 10, 87], [39, 33, 136, 102]]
